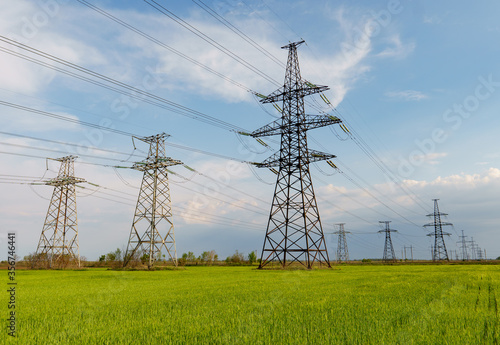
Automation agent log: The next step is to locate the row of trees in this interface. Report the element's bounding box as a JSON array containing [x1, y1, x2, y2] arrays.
[[179, 250, 258, 266], [95, 249, 259, 267]]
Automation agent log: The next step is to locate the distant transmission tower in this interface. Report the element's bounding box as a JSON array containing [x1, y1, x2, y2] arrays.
[[251, 40, 342, 269], [333, 223, 350, 262], [379, 221, 397, 262], [457, 230, 468, 261], [123, 133, 182, 269], [34, 156, 85, 268], [424, 199, 452, 261]]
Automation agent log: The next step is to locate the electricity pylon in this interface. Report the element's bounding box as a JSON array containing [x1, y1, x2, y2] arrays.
[[424, 199, 452, 261], [457, 230, 468, 261], [251, 40, 342, 269], [34, 156, 85, 268], [123, 133, 182, 269], [333, 223, 350, 262], [379, 221, 397, 262]]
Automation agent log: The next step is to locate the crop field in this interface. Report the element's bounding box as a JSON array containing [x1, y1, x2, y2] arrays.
[[4, 264, 500, 344]]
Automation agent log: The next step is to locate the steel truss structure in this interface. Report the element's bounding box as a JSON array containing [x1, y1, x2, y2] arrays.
[[334, 223, 350, 262], [379, 221, 397, 262], [251, 41, 342, 268], [123, 133, 182, 268], [424, 199, 452, 261], [34, 156, 85, 268]]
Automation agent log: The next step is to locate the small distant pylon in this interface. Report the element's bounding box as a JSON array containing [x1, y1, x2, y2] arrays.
[[457, 230, 469, 261], [379, 221, 397, 262], [333, 223, 350, 262], [123, 133, 182, 269], [34, 156, 85, 268], [424, 199, 452, 261]]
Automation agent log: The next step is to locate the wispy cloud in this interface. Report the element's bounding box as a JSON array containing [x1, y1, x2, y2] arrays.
[[412, 152, 447, 166], [405, 167, 500, 189], [385, 90, 428, 101], [423, 15, 442, 25], [377, 35, 415, 59]]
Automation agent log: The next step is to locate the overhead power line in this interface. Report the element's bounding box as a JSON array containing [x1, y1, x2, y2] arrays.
[[0, 35, 247, 133], [144, 0, 281, 86], [191, 0, 285, 68]]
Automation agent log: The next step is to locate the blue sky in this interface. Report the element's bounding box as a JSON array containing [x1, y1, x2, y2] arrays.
[[0, 0, 499, 261]]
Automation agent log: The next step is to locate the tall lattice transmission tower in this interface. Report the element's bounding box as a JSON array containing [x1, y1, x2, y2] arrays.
[[251, 40, 342, 269], [333, 223, 350, 262], [424, 199, 452, 261], [379, 221, 397, 262], [123, 133, 182, 269], [34, 156, 85, 268]]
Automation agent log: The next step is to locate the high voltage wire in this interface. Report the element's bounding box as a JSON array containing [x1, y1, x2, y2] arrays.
[[0, 127, 246, 164], [77, 180, 267, 231], [76, 186, 264, 231], [336, 158, 426, 218], [0, 131, 142, 159], [0, 100, 135, 137], [191, 0, 285, 68], [74, 0, 252, 93], [312, 173, 394, 221], [0, 132, 264, 205], [0, 148, 266, 217], [0, 142, 135, 163], [144, 0, 281, 87], [0, 36, 247, 133]]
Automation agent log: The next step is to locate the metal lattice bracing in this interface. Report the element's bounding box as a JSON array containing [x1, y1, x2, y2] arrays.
[[379, 221, 397, 262], [123, 133, 182, 269], [424, 199, 452, 261], [457, 230, 468, 261], [251, 41, 342, 269], [334, 223, 350, 262], [34, 156, 85, 268]]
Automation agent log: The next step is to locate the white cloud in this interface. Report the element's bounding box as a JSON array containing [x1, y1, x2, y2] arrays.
[[407, 167, 500, 189], [0, 1, 108, 95], [377, 35, 415, 59], [414, 152, 447, 166], [385, 90, 428, 101]]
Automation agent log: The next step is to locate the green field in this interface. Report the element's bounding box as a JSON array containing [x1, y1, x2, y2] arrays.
[[4, 264, 500, 344]]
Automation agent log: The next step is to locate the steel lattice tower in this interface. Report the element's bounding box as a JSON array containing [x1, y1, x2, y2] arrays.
[[424, 199, 452, 261], [34, 156, 85, 268], [379, 221, 397, 262], [251, 40, 342, 269], [123, 133, 182, 268], [333, 223, 350, 262], [457, 230, 468, 261]]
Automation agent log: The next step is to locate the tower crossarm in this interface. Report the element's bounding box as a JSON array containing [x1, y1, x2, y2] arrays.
[[45, 176, 86, 186], [251, 115, 342, 138], [260, 84, 329, 104], [426, 212, 448, 217], [427, 232, 451, 236], [250, 118, 283, 137], [304, 114, 342, 130], [132, 158, 183, 171], [423, 222, 453, 227], [251, 150, 335, 168]]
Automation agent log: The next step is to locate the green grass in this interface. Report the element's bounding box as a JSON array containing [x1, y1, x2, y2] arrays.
[[4, 265, 500, 344]]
